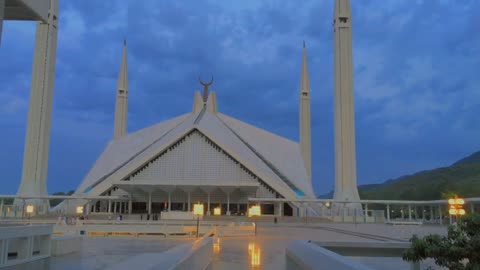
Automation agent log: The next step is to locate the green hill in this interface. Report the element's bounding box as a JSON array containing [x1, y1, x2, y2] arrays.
[[358, 151, 480, 200]]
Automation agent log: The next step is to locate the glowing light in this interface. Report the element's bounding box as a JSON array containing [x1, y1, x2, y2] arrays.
[[456, 199, 465, 205], [325, 202, 331, 207], [459, 209, 466, 216], [248, 243, 261, 267], [449, 209, 457, 215], [193, 203, 204, 216], [213, 207, 221, 216], [213, 238, 220, 254], [448, 199, 456, 205], [26, 205, 34, 214], [448, 196, 466, 216], [76, 206, 84, 214], [248, 205, 261, 217]]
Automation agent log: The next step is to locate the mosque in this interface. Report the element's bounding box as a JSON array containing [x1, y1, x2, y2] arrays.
[[68, 41, 315, 217], [7, 0, 360, 217]]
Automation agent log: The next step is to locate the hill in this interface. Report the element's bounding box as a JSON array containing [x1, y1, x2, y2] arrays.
[[358, 151, 480, 200]]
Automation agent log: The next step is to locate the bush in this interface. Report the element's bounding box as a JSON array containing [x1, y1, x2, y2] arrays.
[[403, 213, 480, 270]]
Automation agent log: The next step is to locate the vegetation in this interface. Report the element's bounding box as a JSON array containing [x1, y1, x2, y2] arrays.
[[358, 151, 480, 201], [50, 190, 75, 207], [403, 213, 480, 270]]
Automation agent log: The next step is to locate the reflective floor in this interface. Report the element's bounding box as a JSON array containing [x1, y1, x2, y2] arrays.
[[4, 224, 447, 270]]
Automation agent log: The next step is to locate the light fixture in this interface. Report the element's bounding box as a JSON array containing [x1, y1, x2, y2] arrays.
[[213, 207, 221, 216]]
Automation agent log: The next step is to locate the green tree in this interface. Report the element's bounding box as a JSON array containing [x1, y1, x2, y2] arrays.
[[403, 213, 480, 270]]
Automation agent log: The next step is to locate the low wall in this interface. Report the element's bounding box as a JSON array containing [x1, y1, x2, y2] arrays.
[[105, 236, 213, 270], [286, 240, 374, 270], [0, 225, 53, 268]]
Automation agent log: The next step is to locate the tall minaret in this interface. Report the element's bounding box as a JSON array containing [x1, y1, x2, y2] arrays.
[[114, 40, 128, 139], [16, 0, 58, 210], [333, 0, 361, 205], [299, 41, 312, 181]]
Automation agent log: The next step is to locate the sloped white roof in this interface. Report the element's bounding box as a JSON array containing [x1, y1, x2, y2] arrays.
[[74, 109, 314, 199]]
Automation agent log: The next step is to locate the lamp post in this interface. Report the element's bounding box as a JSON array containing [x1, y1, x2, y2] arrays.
[[448, 196, 466, 224], [248, 205, 261, 236], [213, 207, 221, 216], [26, 205, 34, 220], [193, 203, 204, 238]]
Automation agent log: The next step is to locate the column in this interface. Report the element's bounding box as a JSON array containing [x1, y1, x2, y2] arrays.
[[364, 204, 368, 223], [148, 192, 152, 215], [279, 202, 283, 217], [429, 206, 434, 222], [168, 192, 171, 212], [128, 199, 132, 214], [226, 193, 231, 216], [108, 200, 112, 213], [187, 192, 191, 212], [471, 203, 475, 214], [207, 192, 211, 216], [85, 201, 90, 215], [401, 207, 405, 219], [386, 204, 390, 222], [408, 205, 412, 221], [0, 199, 4, 217], [439, 205, 443, 225], [422, 206, 425, 221], [414, 206, 418, 221], [113, 202, 117, 214]]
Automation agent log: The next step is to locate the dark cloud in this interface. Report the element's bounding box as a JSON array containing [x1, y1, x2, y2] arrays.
[[0, 0, 479, 195]]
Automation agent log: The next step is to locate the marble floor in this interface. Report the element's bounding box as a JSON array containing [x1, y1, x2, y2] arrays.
[[5, 223, 447, 270]]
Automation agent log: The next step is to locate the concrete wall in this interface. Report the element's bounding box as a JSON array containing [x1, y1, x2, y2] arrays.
[[286, 240, 374, 270], [0, 225, 53, 267]]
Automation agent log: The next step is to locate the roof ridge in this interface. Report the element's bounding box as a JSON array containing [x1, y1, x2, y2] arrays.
[[80, 113, 194, 193]]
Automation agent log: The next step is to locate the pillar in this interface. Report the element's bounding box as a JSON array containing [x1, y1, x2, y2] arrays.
[[207, 192, 211, 216], [187, 192, 191, 212], [279, 202, 283, 217], [148, 192, 152, 215], [408, 205, 412, 221], [108, 200, 112, 213], [226, 193, 231, 216], [15, 0, 59, 208], [0, 199, 3, 217], [168, 192, 171, 212], [364, 204, 368, 223], [439, 205, 443, 225], [471, 203, 475, 214], [422, 206, 425, 221], [401, 207, 405, 219], [85, 201, 90, 215], [386, 204, 390, 222], [113, 201, 117, 214], [128, 199, 132, 214]]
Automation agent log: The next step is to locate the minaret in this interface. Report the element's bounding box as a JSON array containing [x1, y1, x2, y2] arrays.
[[333, 0, 361, 205], [16, 0, 59, 210], [114, 40, 128, 139], [299, 41, 312, 181]]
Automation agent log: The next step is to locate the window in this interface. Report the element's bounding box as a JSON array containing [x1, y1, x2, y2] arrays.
[[340, 17, 348, 23]]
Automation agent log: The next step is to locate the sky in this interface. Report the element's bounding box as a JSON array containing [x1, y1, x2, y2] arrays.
[[0, 0, 479, 196]]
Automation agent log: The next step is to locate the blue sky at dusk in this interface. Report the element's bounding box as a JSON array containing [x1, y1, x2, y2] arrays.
[[0, 0, 479, 196]]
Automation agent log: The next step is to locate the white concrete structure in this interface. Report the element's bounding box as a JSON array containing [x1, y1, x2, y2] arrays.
[[114, 40, 128, 139], [60, 46, 315, 217], [333, 0, 361, 207], [0, 225, 53, 267], [299, 41, 312, 182], [10, 0, 58, 210], [0, 0, 50, 45]]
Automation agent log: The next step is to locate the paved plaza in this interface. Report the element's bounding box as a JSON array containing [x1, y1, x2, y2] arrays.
[[4, 223, 447, 270]]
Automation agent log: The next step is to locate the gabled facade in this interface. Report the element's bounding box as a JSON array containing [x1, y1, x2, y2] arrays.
[[61, 43, 315, 217]]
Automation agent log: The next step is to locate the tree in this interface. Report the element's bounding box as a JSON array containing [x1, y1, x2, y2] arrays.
[[403, 213, 480, 270]]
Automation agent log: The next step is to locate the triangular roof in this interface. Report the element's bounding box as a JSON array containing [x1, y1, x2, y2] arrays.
[[74, 109, 314, 199]]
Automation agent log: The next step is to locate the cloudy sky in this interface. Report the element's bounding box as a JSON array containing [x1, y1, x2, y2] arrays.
[[0, 0, 479, 196]]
